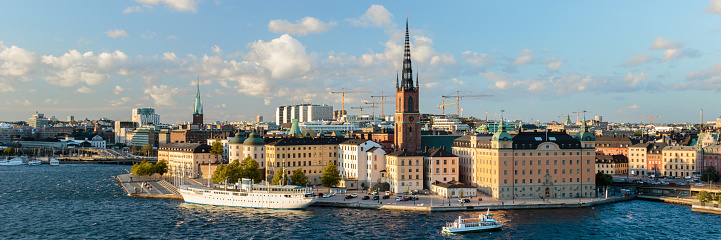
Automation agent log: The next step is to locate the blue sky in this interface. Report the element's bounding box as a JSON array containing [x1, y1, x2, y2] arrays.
[[2, 1, 721, 124]]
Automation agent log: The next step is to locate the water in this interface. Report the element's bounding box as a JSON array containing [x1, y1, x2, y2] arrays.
[[1, 165, 720, 239]]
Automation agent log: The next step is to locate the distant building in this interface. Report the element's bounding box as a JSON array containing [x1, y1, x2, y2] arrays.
[[595, 155, 628, 175], [159, 143, 216, 179], [28, 113, 49, 128], [275, 104, 333, 125], [132, 108, 160, 126], [257, 115, 263, 123], [423, 147, 459, 189], [701, 144, 721, 175], [67, 116, 75, 122], [114, 121, 138, 145], [662, 145, 699, 178]]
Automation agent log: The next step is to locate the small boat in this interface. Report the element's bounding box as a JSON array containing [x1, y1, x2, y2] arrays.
[[49, 158, 60, 166], [0, 157, 24, 166], [442, 209, 503, 234], [28, 159, 42, 166]]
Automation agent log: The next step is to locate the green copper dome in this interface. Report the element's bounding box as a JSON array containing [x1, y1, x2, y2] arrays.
[[228, 131, 246, 144], [491, 119, 512, 142], [243, 131, 265, 145]]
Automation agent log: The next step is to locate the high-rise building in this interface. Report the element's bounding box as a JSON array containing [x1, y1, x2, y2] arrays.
[[132, 108, 160, 126], [257, 115, 263, 123], [67, 116, 75, 122], [275, 104, 333, 125], [28, 112, 49, 128]]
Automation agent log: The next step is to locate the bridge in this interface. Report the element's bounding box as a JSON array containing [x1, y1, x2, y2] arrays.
[[57, 147, 157, 165]]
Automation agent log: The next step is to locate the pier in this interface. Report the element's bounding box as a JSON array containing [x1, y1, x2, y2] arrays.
[[117, 174, 182, 200]]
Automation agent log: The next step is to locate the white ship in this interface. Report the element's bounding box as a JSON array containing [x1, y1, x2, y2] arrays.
[[0, 157, 24, 166], [442, 210, 503, 234], [178, 179, 316, 209], [49, 158, 60, 166]]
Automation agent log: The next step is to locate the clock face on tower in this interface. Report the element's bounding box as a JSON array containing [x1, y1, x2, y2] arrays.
[[408, 116, 414, 122]]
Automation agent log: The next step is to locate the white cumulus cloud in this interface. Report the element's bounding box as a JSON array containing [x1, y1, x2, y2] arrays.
[[245, 34, 311, 79], [75, 86, 95, 94], [106, 29, 128, 38], [124, 6, 142, 13], [513, 49, 533, 65], [41, 49, 129, 87], [143, 85, 183, 106], [622, 72, 647, 87], [707, 0, 721, 15], [349, 5, 393, 28], [268, 17, 336, 36], [650, 37, 677, 50]]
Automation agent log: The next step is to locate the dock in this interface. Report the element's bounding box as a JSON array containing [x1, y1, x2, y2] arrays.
[[117, 174, 183, 200]]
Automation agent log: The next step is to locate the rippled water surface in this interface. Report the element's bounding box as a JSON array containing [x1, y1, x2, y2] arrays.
[[1, 165, 720, 239]]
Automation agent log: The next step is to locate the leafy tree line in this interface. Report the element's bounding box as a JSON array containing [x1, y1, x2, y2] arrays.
[[696, 190, 721, 204], [212, 157, 261, 184], [131, 160, 168, 176], [701, 166, 720, 182]]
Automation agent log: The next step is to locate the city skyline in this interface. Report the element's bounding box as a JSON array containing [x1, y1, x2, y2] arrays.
[[2, 1, 721, 124]]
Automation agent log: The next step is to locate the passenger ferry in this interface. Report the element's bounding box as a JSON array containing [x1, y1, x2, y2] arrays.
[[178, 178, 316, 209], [442, 210, 503, 234]]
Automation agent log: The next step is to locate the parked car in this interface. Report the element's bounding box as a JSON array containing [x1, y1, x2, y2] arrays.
[[362, 196, 370, 200], [345, 195, 353, 199], [395, 196, 403, 201], [372, 196, 379, 200], [351, 193, 358, 198], [679, 192, 689, 196], [322, 193, 332, 198], [382, 195, 390, 199]]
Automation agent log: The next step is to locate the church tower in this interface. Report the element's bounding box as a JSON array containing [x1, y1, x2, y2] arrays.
[[192, 76, 204, 126], [394, 17, 421, 153]]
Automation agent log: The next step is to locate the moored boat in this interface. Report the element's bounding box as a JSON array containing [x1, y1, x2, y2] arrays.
[[442, 210, 503, 234], [49, 158, 60, 166], [27, 159, 42, 166], [0, 157, 24, 166], [178, 178, 316, 209]]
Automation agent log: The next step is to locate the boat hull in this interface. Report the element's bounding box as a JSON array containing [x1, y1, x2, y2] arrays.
[[442, 224, 503, 233], [179, 188, 316, 209]]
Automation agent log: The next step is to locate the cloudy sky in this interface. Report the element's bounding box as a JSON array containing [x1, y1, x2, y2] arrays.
[[2, 1, 721, 124]]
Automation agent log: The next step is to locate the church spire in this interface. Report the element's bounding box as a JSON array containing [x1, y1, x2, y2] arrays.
[[194, 75, 203, 115], [400, 15, 414, 90]]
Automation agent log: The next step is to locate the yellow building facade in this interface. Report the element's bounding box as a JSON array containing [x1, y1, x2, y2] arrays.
[[264, 137, 343, 185]]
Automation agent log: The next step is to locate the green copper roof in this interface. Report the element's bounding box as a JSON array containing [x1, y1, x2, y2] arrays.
[[243, 131, 265, 145], [287, 119, 302, 137], [576, 116, 595, 141], [229, 131, 246, 144], [193, 78, 203, 115], [492, 118, 512, 142]]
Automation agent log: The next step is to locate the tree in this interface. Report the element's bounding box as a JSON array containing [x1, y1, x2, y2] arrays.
[[240, 156, 261, 183], [141, 144, 153, 156], [272, 168, 287, 185], [2, 147, 13, 155], [700, 166, 720, 182], [633, 130, 643, 137], [225, 160, 242, 184], [210, 138, 223, 163], [211, 163, 227, 184], [321, 161, 341, 188], [697, 191, 712, 203], [290, 168, 308, 186], [596, 171, 613, 188], [153, 160, 168, 176]]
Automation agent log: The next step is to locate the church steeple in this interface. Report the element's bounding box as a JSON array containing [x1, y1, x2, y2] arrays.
[[400, 16, 414, 90], [194, 76, 203, 115]]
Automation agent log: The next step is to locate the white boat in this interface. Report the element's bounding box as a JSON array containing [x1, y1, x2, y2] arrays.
[[0, 157, 24, 166], [442, 210, 503, 234], [27, 159, 42, 166], [178, 178, 316, 209], [49, 158, 60, 166]]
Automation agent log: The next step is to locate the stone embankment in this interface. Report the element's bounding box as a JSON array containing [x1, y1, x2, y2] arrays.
[[637, 195, 721, 214], [117, 174, 183, 200]]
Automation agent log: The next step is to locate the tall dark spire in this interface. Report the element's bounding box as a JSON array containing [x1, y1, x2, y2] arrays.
[[400, 16, 414, 90]]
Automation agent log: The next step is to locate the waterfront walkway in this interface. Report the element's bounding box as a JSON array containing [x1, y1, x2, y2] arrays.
[[313, 190, 634, 212], [117, 174, 183, 200]]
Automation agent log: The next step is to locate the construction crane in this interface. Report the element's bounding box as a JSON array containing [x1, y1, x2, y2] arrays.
[[364, 101, 394, 119], [441, 91, 494, 116], [350, 106, 377, 116], [557, 114, 570, 125], [572, 110, 590, 123], [437, 98, 457, 115], [369, 91, 395, 118], [330, 88, 371, 118], [619, 116, 661, 125]]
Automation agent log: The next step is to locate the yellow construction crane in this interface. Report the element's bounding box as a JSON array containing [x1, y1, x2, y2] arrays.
[[369, 91, 395, 118], [572, 110, 590, 123], [350, 106, 377, 116], [619, 116, 661, 125], [330, 88, 371, 117], [364, 101, 394, 118], [440, 91, 493, 116], [437, 98, 457, 115], [557, 114, 570, 125]]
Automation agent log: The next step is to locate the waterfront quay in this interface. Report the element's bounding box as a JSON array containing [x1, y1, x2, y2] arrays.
[[117, 174, 183, 200]]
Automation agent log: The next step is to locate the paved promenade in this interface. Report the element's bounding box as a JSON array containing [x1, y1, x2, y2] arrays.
[[314, 189, 634, 212], [117, 174, 183, 200]]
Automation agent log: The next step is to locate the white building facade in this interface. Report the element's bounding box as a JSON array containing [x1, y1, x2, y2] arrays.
[[132, 108, 160, 126], [338, 139, 382, 188], [275, 104, 333, 124]]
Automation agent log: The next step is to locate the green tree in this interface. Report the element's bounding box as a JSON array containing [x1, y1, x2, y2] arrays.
[[210, 138, 223, 162], [240, 156, 261, 183], [700, 166, 720, 182], [697, 191, 711, 203], [320, 161, 340, 188], [131, 160, 154, 176], [2, 147, 14, 155], [272, 168, 287, 185], [595, 171, 613, 187], [225, 160, 242, 183], [153, 160, 168, 176], [211, 163, 227, 184], [290, 168, 308, 186], [633, 130, 643, 137], [140, 144, 153, 156]]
